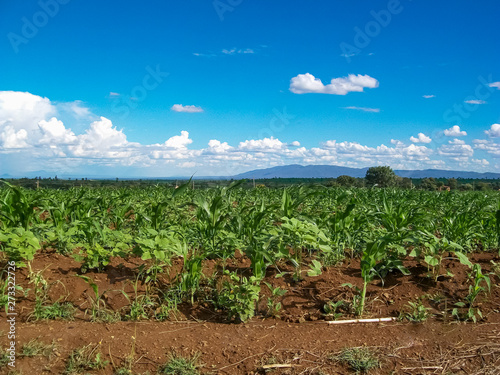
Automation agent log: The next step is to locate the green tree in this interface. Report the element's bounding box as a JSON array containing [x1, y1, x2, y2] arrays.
[[447, 178, 458, 190], [365, 166, 396, 188], [397, 177, 412, 189], [420, 177, 437, 191], [336, 175, 356, 187]]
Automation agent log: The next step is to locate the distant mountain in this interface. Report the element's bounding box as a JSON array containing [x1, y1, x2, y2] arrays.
[[233, 164, 500, 179], [234, 164, 368, 179]]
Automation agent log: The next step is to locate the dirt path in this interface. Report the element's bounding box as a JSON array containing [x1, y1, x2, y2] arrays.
[[2, 318, 500, 374]]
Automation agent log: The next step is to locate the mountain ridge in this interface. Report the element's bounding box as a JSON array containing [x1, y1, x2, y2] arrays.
[[233, 164, 500, 179]]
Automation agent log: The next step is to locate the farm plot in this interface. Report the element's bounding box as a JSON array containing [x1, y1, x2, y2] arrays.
[[1, 182, 500, 374]]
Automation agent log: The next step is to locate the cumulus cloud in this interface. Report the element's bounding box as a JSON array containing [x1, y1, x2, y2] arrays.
[[1, 90, 497, 176], [444, 125, 467, 137], [205, 139, 233, 154], [0, 126, 28, 148], [69, 117, 130, 158], [485, 124, 500, 138], [438, 141, 474, 160], [239, 137, 285, 151], [489, 82, 500, 90], [422, 95, 435, 99], [171, 104, 204, 113], [343, 106, 380, 113], [164, 131, 193, 149], [289, 73, 379, 95], [410, 133, 432, 143], [0, 91, 56, 134], [471, 158, 489, 166], [38, 117, 77, 145], [448, 138, 465, 145]]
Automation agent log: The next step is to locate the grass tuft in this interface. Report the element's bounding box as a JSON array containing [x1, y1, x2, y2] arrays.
[[158, 352, 201, 375], [21, 339, 57, 357], [64, 344, 108, 374], [336, 347, 380, 373]]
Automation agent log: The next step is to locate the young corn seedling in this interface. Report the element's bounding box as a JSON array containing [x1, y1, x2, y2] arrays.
[[453, 263, 491, 322], [359, 238, 409, 317]]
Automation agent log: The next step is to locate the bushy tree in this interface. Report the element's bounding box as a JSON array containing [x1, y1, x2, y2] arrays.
[[337, 175, 356, 187], [365, 166, 396, 188], [420, 177, 437, 191], [447, 178, 458, 190]]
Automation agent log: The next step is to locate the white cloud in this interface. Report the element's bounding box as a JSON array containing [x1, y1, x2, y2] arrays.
[[438, 142, 474, 160], [448, 138, 465, 145], [289, 73, 379, 95], [59, 100, 91, 118], [206, 139, 233, 154], [163, 130, 193, 149], [489, 82, 500, 90], [1, 90, 498, 177], [444, 125, 467, 137], [171, 104, 204, 113], [239, 137, 285, 151], [471, 158, 489, 166], [0, 126, 28, 148], [38, 117, 77, 145], [422, 95, 435, 99], [343, 106, 380, 113], [485, 124, 500, 138], [464, 99, 486, 105], [109, 92, 120, 97], [69, 117, 130, 158], [222, 48, 254, 55], [410, 133, 432, 143], [0, 91, 56, 134]]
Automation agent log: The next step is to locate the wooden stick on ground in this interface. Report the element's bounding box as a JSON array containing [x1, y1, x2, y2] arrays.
[[326, 317, 396, 324]]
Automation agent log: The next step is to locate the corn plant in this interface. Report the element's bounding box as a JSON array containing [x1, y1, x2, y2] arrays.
[[453, 263, 491, 322], [0, 181, 40, 230], [410, 230, 472, 282], [358, 237, 410, 316]]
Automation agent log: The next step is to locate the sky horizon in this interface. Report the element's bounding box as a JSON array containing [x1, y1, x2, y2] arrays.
[[1, 0, 499, 178]]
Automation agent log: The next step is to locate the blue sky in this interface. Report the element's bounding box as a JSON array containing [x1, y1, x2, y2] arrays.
[[0, 0, 499, 177]]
